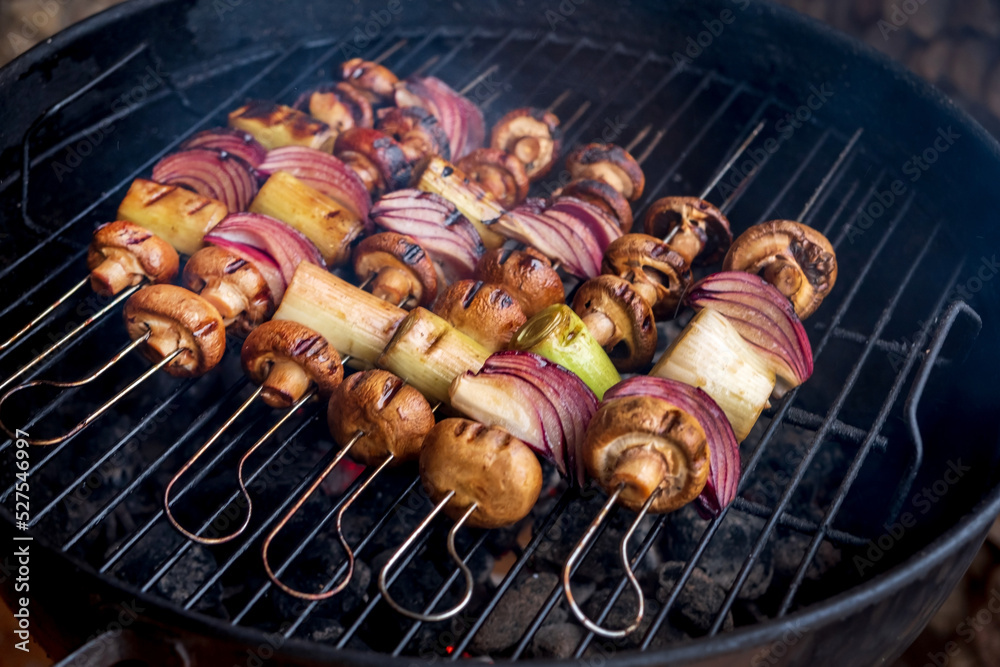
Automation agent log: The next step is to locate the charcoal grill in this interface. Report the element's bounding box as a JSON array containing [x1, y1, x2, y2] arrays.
[[1, 0, 999, 665]]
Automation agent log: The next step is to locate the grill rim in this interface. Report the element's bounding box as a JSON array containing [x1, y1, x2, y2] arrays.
[[2, 0, 1000, 664]]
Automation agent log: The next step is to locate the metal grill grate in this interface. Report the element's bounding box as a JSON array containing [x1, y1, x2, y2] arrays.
[[0, 25, 976, 661]]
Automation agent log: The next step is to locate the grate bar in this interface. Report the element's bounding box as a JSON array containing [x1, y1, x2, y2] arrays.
[[81, 379, 251, 563], [639, 173, 911, 651], [755, 128, 832, 223], [798, 128, 864, 222], [782, 406, 888, 448], [453, 28, 524, 92], [521, 38, 596, 106], [706, 203, 934, 636], [276, 476, 423, 634], [776, 255, 965, 616], [829, 169, 888, 245], [728, 498, 866, 546], [0, 248, 85, 327], [30, 378, 196, 523], [391, 531, 491, 656], [447, 489, 579, 658]]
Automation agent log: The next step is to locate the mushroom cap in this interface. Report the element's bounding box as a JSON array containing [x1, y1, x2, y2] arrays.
[[601, 233, 692, 319], [183, 246, 274, 334], [643, 196, 733, 266], [241, 320, 343, 407], [327, 369, 435, 466], [572, 275, 657, 372], [723, 220, 837, 319], [557, 179, 633, 233], [123, 285, 226, 378], [584, 395, 710, 513], [490, 107, 562, 181], [565, 143, 645, 201], [334, 127, 412, 196], [432, 280, 527, 353], [341, 58, 399, 104], [419, 418, 543, 529], [376, 106, 451, 164], [87, 221, 180, 293], [473, 247, 564, 319], [294, 82, 374, 132], [456, 148, 530, 208], [353, 232, 439, 308]]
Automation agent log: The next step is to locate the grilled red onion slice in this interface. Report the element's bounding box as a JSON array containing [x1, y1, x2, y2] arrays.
[[256, 146, 372, 222], [548, 196, 623, 252], [686, 271, 813, 397], [395, 76, 485, 160], [450, 350, 598, 484], [493, 200, 602, 279], [180, 128, 267, 168], [152, 148, 258, 212], [370, 189, 484, 281], [203, 213, 324, 302], [605, 376, 740, 517]]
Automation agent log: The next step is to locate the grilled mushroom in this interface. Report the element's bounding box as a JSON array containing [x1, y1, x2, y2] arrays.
[[241, 320, 344, 409], [432, 280, 527, 353], [723, 220, 837, 319], [490, 107, 561, 181], [334, 127, 412, 197], [601, 234, 692, 318], [376, 106, 451, 164], [341, 58, 399, 105], [183, 246, 274, 333], [557, 179, 633, 233], [327, 369, 435, 465], [643, 196, 733, 266], [353, 232, 438, 308], [294, 82, 373, 133], [456, 148, 530, 208], [123, 285, 226, 378], [565, 144, 645, 202], [572, 275, 657, 372], [584, 394, 710, 513], [473, 247, 564, 318], [419, 419, 543, 529], [87, 221, 180, 297]]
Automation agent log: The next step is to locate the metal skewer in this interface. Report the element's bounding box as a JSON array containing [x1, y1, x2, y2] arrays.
[[0, 329, 180, 445]]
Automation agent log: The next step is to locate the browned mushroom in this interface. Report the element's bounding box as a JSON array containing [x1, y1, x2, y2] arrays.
[[557, 179, 634, 233], [352, 232, 438, 308], [601, 234, 692, 319], [341, 58, 399, 105], [455, 148, 530, 209], [584, 394, 710, 513], [419, 418, 543, 529], [241, 320, 344, 409], [472, 247, 564, 318], [723, 220, 837, 319], [334, 127, 412, 197], [376, 106, 451, 165], [123, 285, 226, 378], [565, 144, 645, 202], [86, 221, 180, 297], [294, 82, 373, 133], [490, 108, 561, 181], [572, 275, 657, 372], [327, 370, 435, 466], [182, 246, 274, 334], [642, 196, 732, 267], [432, 280, 527, 353]]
